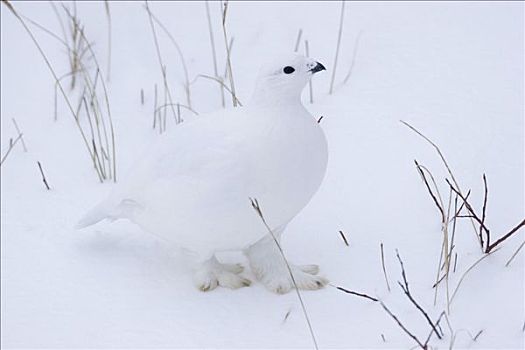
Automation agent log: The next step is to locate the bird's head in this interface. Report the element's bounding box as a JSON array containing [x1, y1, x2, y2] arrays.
[[250, 53, 326, 107]]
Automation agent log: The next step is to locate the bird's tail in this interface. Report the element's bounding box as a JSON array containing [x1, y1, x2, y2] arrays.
[[75, 202, 110, 229]]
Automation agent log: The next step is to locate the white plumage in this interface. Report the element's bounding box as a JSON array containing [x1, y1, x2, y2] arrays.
[[77, 54, 329, 293]]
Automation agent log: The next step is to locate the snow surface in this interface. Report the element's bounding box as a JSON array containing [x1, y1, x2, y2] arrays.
[[1, 1, 523, 349]]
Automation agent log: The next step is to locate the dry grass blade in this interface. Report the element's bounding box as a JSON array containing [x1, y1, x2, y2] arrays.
[[449, 249, 499, 304], [294, 28, 303, 52], [249, 198, 319, 350], [195, 74, 243, 106], [104, 0, 112, 82], [0, 134, 23, 166], [144, 0, 179, 129], [305, 39, 313, 103], [221, 0, 238, 107], [343, 30, 363, 85], [505, 240, 525, 267], [204, 0, 225, 107], [329, 0, 345, 94], [11, 118, 27, 152], [3, 2, 100, 177], [146, 7, 192, 108], [380, 242, 391, 292]]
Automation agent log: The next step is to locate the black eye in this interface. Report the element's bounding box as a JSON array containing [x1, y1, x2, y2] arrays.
[[283, 66, 295, 74]]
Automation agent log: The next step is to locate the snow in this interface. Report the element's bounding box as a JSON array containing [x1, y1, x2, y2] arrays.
[[1, 1, 523, 348]]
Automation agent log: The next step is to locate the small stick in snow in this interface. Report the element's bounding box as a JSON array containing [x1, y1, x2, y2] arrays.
[[140, 88, 144, 105], [282, 308, 292, 324], [37, 161, 51, 190], [331, 284, 378, 302], [317, 116, 324, 124], [338, 230, 349, 246], [380, 242, 391, 291], [472, 329, 483, 342], [453, 252, 458, 273], [381, 334, 386, 342]]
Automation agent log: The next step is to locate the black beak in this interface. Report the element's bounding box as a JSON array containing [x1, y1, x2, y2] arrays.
[[310, 62, 326, 74]]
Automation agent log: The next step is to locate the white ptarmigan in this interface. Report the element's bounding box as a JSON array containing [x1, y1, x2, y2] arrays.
[[76, 54, 328, 293]]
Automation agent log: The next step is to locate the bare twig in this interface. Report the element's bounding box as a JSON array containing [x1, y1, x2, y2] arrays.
[[331, 284, 378, 302], [486, 219, 525, 254], [250, 198, 318, 350], [37, 161, 51, 190], [338, 230, 349, 246], [317, 116, 324, 124], [380, 243, 391, 292], [329, 0, 345, 94], [479, 174, 488, 248]]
